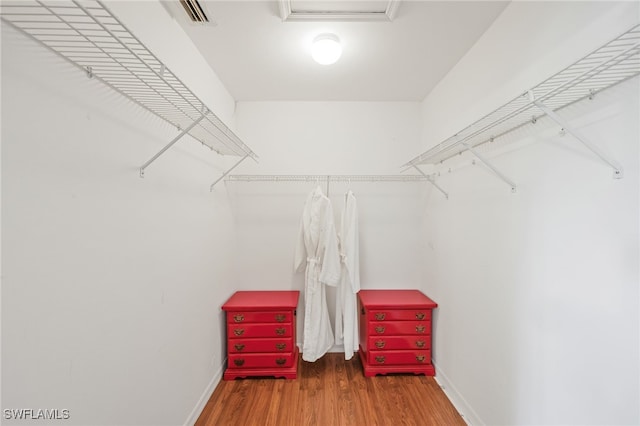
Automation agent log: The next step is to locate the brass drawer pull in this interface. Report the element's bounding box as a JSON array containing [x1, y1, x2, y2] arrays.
[[234, 328, 245, 336], [415, 312, 426, 320], [275, 327, 286, 335], [374, 340, 386, 349], [375, 356, 385, 364], [415, 340, 426, 348], [233, 359, 245, 367], [275, 314, 286, 322], [275, 343, 286, 351], [234, 343, 245, 351], [374, 326, 385, 334], [233, 314, 244, 323], [375, 313, 386, 320], [416, 355, 426, 363], [361, 307, 365, 315], [275, 358, 287, 366], [416, 325, 426, 333]]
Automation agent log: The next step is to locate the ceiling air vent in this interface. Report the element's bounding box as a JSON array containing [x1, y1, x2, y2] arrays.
[[180, 0, 209, 23]]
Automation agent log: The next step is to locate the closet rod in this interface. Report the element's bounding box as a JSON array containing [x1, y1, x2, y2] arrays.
[[225, 175, 431, 182]]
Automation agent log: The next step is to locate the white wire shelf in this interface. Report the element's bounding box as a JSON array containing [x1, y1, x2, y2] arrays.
[[0, 0, 257, 167], [403, 24, 640, 171]]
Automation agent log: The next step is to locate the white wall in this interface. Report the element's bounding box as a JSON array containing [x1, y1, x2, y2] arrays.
[[4, 1, 638, 425], [1, 15, 238, 426], [230, 101, 424, 349], [419, 2, 639, 425]]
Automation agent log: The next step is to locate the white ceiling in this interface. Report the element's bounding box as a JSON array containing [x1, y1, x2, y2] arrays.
[[165, 1, 509, 102]]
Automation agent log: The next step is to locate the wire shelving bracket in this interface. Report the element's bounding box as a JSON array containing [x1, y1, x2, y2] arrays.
[[139, 110, 208, 177], [402, 24, 640, 187], [530, 92, 624, 179], [410, 166, 449, 199], [460, 139, 517, 193], [210, 155, 251, 191], [1, 0, 258, 179]]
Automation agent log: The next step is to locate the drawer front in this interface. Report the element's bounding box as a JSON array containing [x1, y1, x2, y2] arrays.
[[229, 338, 294, 353], [368, 335, 431, 351], [368, 321, 431, 336], [367, 309, 431, 322], [228, 323, 292, 339], [368, 349, 432, 366], [226, 311, 292, 324], [228, 352, 295, 369]]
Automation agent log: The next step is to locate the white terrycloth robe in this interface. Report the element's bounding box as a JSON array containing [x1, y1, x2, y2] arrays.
[[335, 190, 361, 360], [294, 186, 341, 362]]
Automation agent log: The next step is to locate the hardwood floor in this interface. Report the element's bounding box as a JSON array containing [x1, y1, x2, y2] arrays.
[[195, 353, 466, 426]]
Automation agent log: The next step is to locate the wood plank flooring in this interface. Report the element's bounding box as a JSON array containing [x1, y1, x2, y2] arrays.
[[195, 353, 466, 426]]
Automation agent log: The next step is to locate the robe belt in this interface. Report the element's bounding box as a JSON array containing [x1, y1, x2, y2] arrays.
[[305, 257, 321, 294], [340, 253, 347, 263]]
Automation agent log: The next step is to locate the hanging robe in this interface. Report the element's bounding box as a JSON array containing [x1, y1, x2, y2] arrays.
[[294, 186, 341, 362], [335, 189, 361, 360]]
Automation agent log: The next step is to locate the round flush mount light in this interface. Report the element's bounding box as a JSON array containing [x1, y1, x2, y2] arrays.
[[311, 33, 342, 65]]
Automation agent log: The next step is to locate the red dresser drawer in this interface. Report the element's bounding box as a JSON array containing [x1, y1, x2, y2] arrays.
[[368, 335, 430, 351], [229, 338, 294, 353], [227, 311, 292, 324], [228, 352, 295, 369], [368, 349, 432, 366], [228, 323, 292, 339], [368, 320, 431, 336], [367, 310, 431, 322]]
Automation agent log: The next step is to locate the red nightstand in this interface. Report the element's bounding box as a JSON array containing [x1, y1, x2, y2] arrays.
[[358, 289, 438, 377], [222, 290, 300, 380]]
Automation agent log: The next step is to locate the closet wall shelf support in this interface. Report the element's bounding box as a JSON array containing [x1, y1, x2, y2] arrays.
[[210, 154, 251, 191], [530, 93, 624, 179], [401, 24, 639, 183], [412, 166, 449, 199], [140, 111, 208, 178], [1, 0, 257, 178], [461, 140, 517, 193]]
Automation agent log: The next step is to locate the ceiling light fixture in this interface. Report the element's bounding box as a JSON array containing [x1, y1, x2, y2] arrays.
[[311, 34, 342, 65]]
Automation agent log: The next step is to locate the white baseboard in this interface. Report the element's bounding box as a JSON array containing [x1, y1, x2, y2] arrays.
[[433, 360, 484, 426], [183, 357, 227, 426]]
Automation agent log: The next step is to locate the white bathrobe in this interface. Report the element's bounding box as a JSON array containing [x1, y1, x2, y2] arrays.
[[294, 186, 341, 362], [335, 190, 360, 360]]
